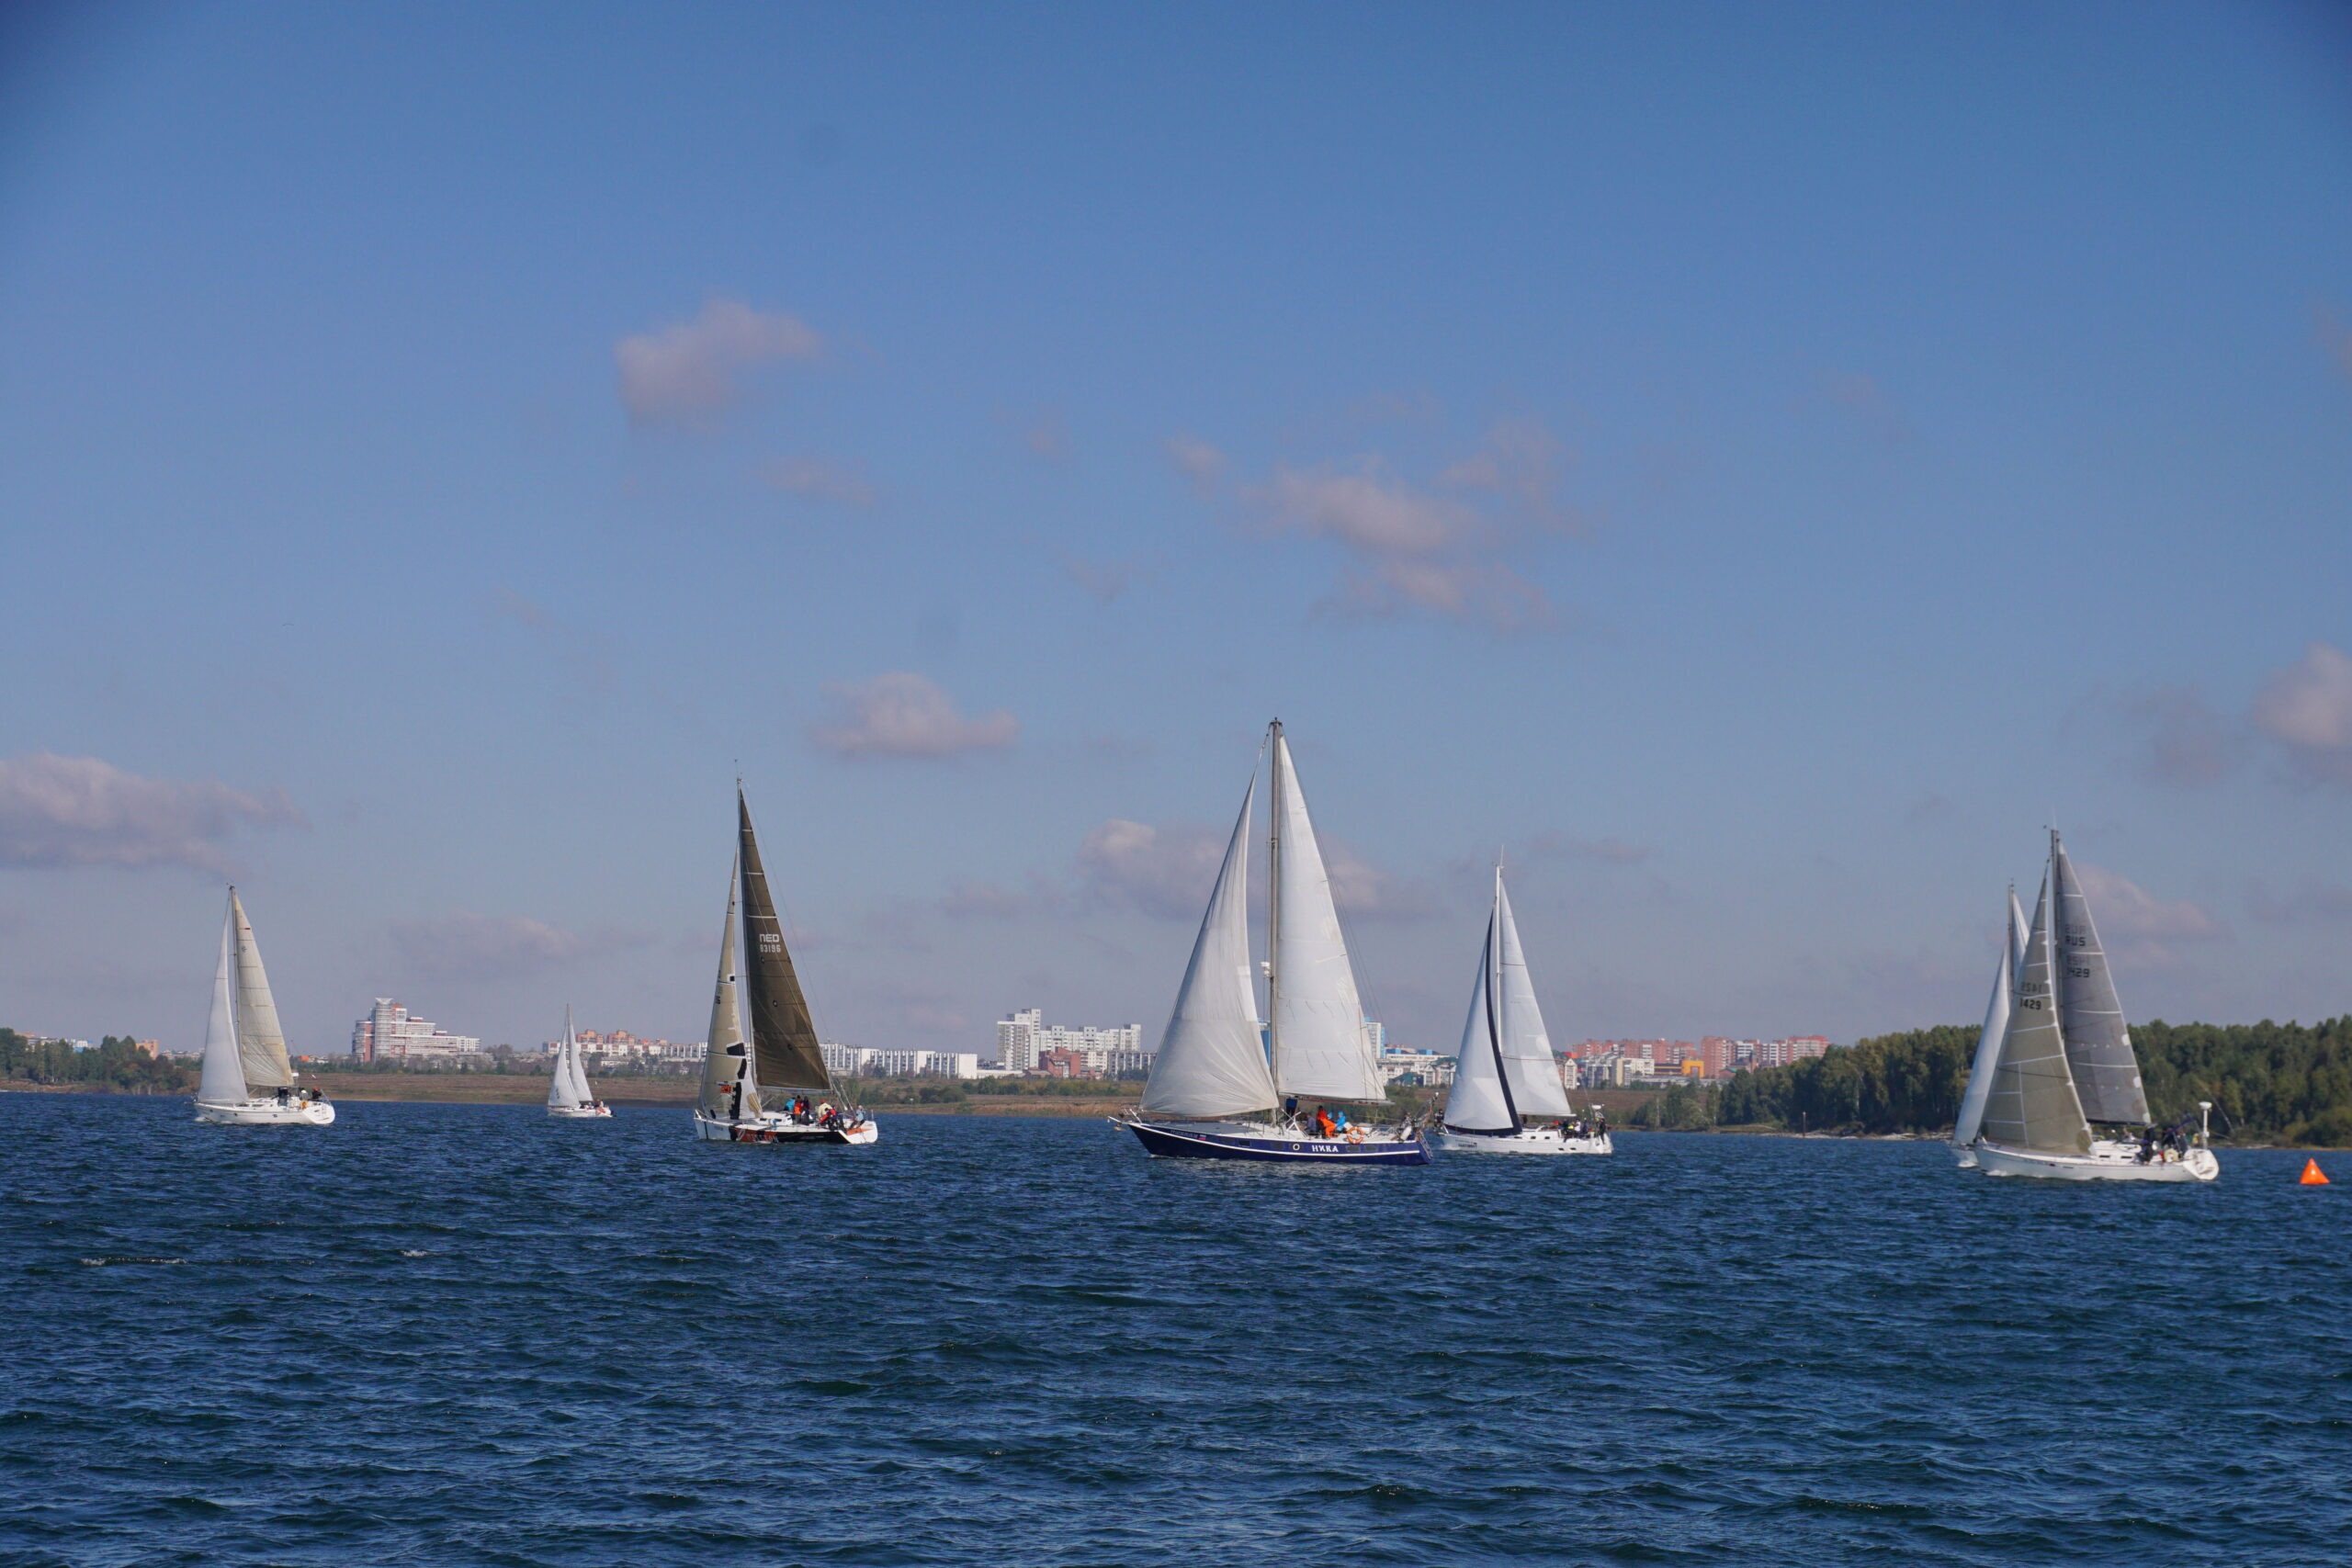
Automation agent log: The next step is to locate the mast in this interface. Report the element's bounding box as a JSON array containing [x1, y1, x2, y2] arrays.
[[1265, 718, 1283, 1098]]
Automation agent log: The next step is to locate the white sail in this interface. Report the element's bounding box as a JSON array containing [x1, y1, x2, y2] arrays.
[[1980, 874, 2092, 1155], [1493, 874, 1572, 1118], [698, 859, 752, 1121], [2009, 885, 2030, 971], [197, 898, 244, 1104], [562, 1018, 595, 1105], [1443, 911, 1516, 1131], [1268, 732, 1384, 1103], [1951, 898, 2015, 1148], [229, 889, 295, 1089], [1140, 776, 1276, 1120], [548, 1008, 584, 1111]]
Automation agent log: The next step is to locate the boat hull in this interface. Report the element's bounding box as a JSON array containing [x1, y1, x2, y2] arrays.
[[692, 1111, 878, 1145], [548, 1105, 613, 1119], [1436, 1126, 1611, 1156], [1973, 1138, 2217, 1182], [1115, 1117, 1431, 1166], [195, 1096, 334, 1126]]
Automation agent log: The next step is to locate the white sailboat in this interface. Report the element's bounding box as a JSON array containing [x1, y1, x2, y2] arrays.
[[1436, 866, 1611, 1155], [546, 1005, 611, 1119], [690, 788, 876, 1145], [1114, 721, 1430, 1165], [1962, 832, 2217, 1181], [194, 887, 334, 1126]]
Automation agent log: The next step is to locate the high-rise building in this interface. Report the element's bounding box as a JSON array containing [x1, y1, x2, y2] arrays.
[[351, 998, 480, 1063], [993, 1007, 1143, 1073]]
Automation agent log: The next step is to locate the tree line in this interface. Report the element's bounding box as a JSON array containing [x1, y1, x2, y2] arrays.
[[1625, 1017, 2352, 1147], [0, 1029, 198, 1094]]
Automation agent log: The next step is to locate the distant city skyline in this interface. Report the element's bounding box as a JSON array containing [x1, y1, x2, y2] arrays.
[[2, 6, 2346, 1057]]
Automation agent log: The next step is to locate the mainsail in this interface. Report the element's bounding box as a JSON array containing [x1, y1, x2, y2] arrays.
[[1493, 873, 1572, 1119], [697, 859, 758, 1121], [228, 889, 294, 1090], [1139, 776, 1276, 1119], [1951, 894, 2015, 1149], [2050, 834, 2151, 1125], [1444, 912, 1516, 1133], [1980, 874, 2092, 1155], [198, 899, 244, 1105], [1267, 729, 1384, 1103], [737, 789, 831, 1092]]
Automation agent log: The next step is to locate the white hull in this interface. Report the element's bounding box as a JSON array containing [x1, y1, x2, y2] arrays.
[[1952, 1145, 1979, 1168], [195, 1096, 335, 1126], [692, 1110, 878, 1145], [1437, 1126, 1611, 1156], [1973, 1138, 2217, 1182], [548, 1104, 612, 1119]]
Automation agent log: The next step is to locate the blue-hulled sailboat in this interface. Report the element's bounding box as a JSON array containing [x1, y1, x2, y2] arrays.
[[1114, 721, 1430, 1166]]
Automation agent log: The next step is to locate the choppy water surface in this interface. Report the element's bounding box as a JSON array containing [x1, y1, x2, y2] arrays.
[[1, 1096, 2345, 1566]]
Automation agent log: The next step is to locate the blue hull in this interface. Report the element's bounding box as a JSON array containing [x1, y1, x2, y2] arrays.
[[1121, 1119, 1431, 1166]]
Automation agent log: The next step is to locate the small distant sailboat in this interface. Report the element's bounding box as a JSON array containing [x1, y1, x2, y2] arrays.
[[1436, 866, 1611, 1155], [690, 787, 876, 1145], [1114, 721, 1430, 1165], [1959, 832, 2217, 1181], [194, 887, 334, 1126], [547, 1006, 611, 1119]]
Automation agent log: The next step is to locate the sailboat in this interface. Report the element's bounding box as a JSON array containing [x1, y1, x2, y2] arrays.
[[690, 787, 877, 1145], [547, 1006, 611, 1119], [1436, 866, 1610, 1154], [194, 887, 334, 1125], [1961, 831, 2217, 1181], [1114, 721, 1430, 1165]]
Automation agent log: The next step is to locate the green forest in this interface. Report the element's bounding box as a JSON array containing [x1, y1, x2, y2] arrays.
[[1629, 1017, 2352, 1146], [0, 1029, 198, 1093]]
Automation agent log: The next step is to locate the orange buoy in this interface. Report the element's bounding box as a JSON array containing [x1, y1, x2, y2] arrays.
[[2300, 1158, 2330, 1185]]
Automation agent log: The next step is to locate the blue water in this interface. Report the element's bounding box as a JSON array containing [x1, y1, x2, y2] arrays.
[[2, 1097, 2345, 1566]]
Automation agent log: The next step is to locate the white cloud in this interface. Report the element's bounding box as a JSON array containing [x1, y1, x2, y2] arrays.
[[0, 753, 303, 873], [762, 455, 876, 510], [389, 912, 650, 982], [1256, 460, 1551, 632], [809, 672, 1019, 760], [616, 299, 823, 427], [1072, 817, 1423, 921], [1440, 417, 1581, 532], [1076, 818, 1227, 919], [1165, 434, 1228, 493], [2074, 863, 2223, 964], [2253, 641, 2352, 784]]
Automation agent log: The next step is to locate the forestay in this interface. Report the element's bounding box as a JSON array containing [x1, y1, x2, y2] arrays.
[[1268, 734, 1385, 1104], [1140, 777, 1277, 1120], [198, 902, 244, 1105], [1493, 875, 1572, 1119], [229, 890, 294, 1090], [2050, 835, 2151, 1125], [1980, 876, 2092, 1155]]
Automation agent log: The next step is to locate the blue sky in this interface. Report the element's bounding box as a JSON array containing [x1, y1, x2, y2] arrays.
[[3, 2, 2347, 1057]]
